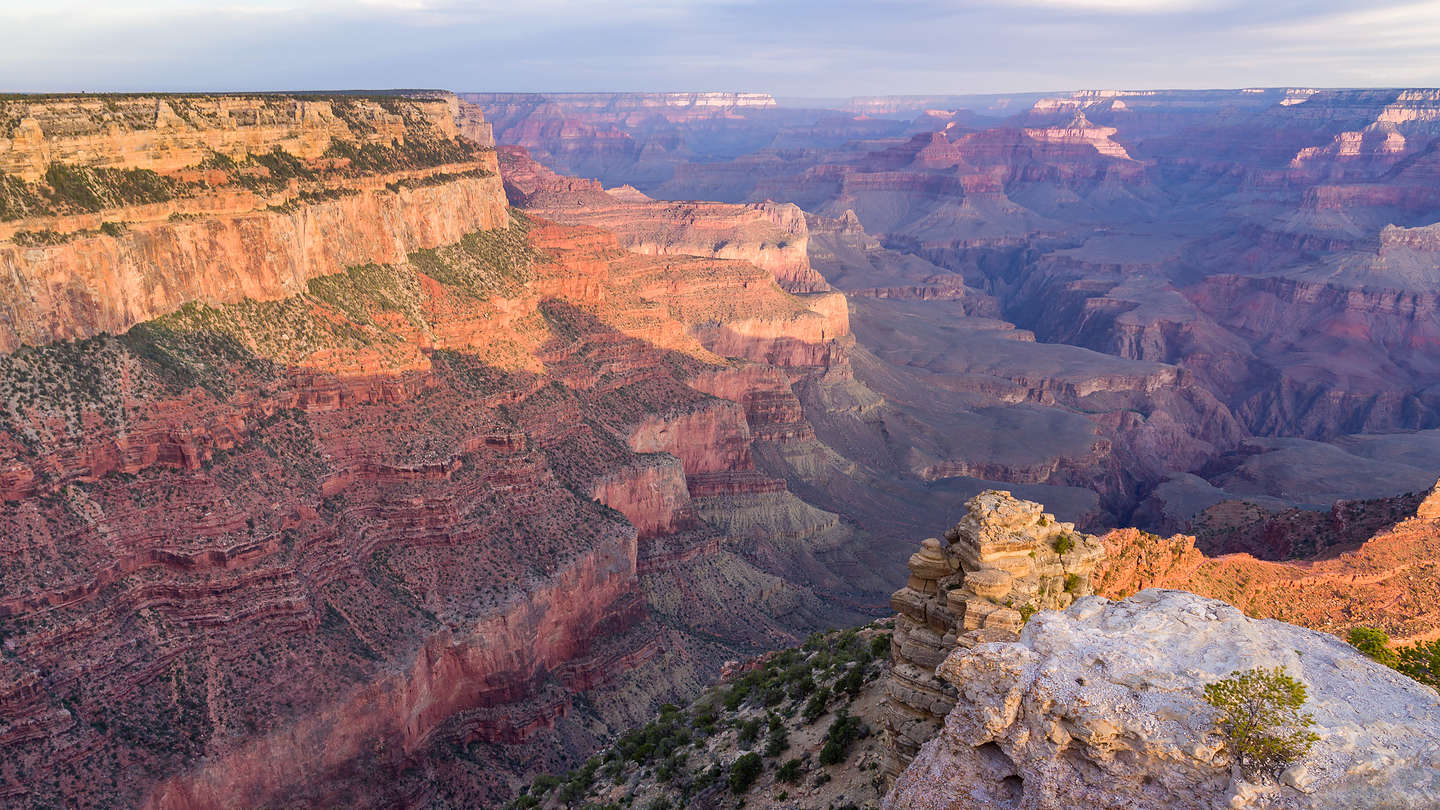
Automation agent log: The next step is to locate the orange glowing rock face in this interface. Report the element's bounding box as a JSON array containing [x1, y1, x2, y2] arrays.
[[1095, 483, 1440, 646]]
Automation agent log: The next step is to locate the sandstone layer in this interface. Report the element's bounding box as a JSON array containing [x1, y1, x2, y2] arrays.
[[1096, 480, 1440, 644]]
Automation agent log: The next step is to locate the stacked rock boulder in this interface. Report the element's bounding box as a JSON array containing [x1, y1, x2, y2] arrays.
[[883, 490, 1104, 777]]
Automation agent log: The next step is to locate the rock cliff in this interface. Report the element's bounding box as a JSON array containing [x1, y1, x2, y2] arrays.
[[0, 95, 879, 807], [884, 590, 1440, 810], [498, 145, 828, 293], [883, 491, 1104, 777], [0, 92, 508, 352]]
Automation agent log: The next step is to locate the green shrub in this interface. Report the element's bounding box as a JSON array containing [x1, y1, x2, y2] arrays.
[[1063, 573, 1081, 593], [1053, 533, 1075, 555], [869, 634, 891, 659], [1348, 627, 1397, 666], [1396, 640, 1440, 688], [737, 718, 762, 748], [1202, 667, 1319, 776], [818, 709, 865, 766], [801, 687, 830, 724], [763, 725, 789, 758], [775, 758, 802, 784], [728, 752, 763, 794]]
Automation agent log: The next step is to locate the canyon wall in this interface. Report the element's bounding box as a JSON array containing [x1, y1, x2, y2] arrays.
[[1096, 481, 1440, 644], [0, 94, 874, 808], [0, 94, 469, 181]]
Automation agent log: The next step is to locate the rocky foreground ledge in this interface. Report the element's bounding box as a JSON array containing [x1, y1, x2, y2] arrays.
[[884, 589, 1440, 810]]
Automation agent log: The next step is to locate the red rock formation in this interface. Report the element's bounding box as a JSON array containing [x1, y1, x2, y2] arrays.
[[499, 145, 829, 293], [1095, 483, 1440, 643], [0, 101, 868, 806]]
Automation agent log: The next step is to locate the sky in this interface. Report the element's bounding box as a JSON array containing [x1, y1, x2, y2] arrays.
[[2, 0, 1439, 96]]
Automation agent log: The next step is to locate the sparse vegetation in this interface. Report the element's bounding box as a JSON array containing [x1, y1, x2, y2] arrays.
[[507, 623, 892, 809], [1203, 667, 1319, 777], [728, 752, 762, 793], [1053, 532, 1075, 555], [1348, 626, 1440, 688]]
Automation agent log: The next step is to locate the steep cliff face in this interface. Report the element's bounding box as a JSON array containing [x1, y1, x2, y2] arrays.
[[0, 96, 879, 808], [499, 145, 828, 293], [0, 93, 479, 182], [0, 92, 508, 352], [884, 590, 1440, 810], [0, 173, 508, 351]]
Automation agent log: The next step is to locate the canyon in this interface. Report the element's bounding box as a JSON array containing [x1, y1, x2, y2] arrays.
[[471, 88, 1440, 529], [0, 92, 883, 808], [2, 84, 1439, 810]]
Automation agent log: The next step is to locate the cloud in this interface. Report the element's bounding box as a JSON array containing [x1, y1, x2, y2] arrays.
[[0, 0, 1435, 95], [992, 0, 1215, 12]]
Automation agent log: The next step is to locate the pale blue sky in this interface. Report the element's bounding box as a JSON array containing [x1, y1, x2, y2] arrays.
[[2, 0, 1438, 95]]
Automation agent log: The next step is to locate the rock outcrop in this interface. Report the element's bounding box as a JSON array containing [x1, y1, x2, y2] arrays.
[[0, 93, 476, 182], [883, 491, 1104, 776], [884, 590, 1440, 810]]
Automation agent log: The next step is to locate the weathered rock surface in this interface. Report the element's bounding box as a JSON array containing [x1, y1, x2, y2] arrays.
[[883, 491, 1104, 776], [884, 589, 1440, 810]]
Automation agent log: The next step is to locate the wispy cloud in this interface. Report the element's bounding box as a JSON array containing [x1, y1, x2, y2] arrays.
[[0, 0, 1434, 95]]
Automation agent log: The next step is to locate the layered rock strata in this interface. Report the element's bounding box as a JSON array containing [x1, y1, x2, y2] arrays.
[[882, 491, 1104, 777], [0, 99, 873, 806], [884, 590, 1440, 810]]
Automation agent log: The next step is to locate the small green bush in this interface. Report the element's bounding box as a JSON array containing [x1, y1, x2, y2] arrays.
[[1396, 640, 1440, 688], [1064, 573, 1081, 593], [1348, 627, 1396, 666], [764, 725, 789, 758], [1053, 533, 1075, 555], [801, 687, 831, 724], [737, 717, 762, 748], [818, 709, 865, 766], [776, 758, 803, 784], [728, 752, 763, 794], [1203, 667, 1319, 776], [1349, 626, 1440, 688], [871, 634, 892, 659]]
